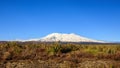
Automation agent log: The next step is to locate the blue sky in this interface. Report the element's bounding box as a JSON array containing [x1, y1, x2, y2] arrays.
[[0, 0, 120, 42]]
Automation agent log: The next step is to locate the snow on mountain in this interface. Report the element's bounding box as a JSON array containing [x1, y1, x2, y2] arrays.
[[40, 33, 104, 43], [16, 33, 104, 43]]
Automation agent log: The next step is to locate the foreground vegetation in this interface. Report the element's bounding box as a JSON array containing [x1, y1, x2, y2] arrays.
[[0, 41, 120, 68]]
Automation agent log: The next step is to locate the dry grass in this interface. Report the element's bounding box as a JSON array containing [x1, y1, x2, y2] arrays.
[[0, 41, 120, 68]]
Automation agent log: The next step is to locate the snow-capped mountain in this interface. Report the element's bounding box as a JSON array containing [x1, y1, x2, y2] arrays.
[[40, 33, 103, 43], [16, 33, 104, 43]]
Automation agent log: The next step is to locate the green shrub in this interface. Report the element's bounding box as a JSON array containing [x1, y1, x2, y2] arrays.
[[47, 42, 62, 55]]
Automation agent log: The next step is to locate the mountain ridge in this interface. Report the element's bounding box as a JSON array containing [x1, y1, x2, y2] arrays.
[[40, 33, 104, 43], [15, 33, 104, 43]]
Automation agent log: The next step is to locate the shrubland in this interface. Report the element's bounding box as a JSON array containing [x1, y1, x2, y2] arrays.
[[0, 41, 120, 68]]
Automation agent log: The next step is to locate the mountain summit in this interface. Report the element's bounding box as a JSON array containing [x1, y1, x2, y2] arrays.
[[40, 33, 103, 43]]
